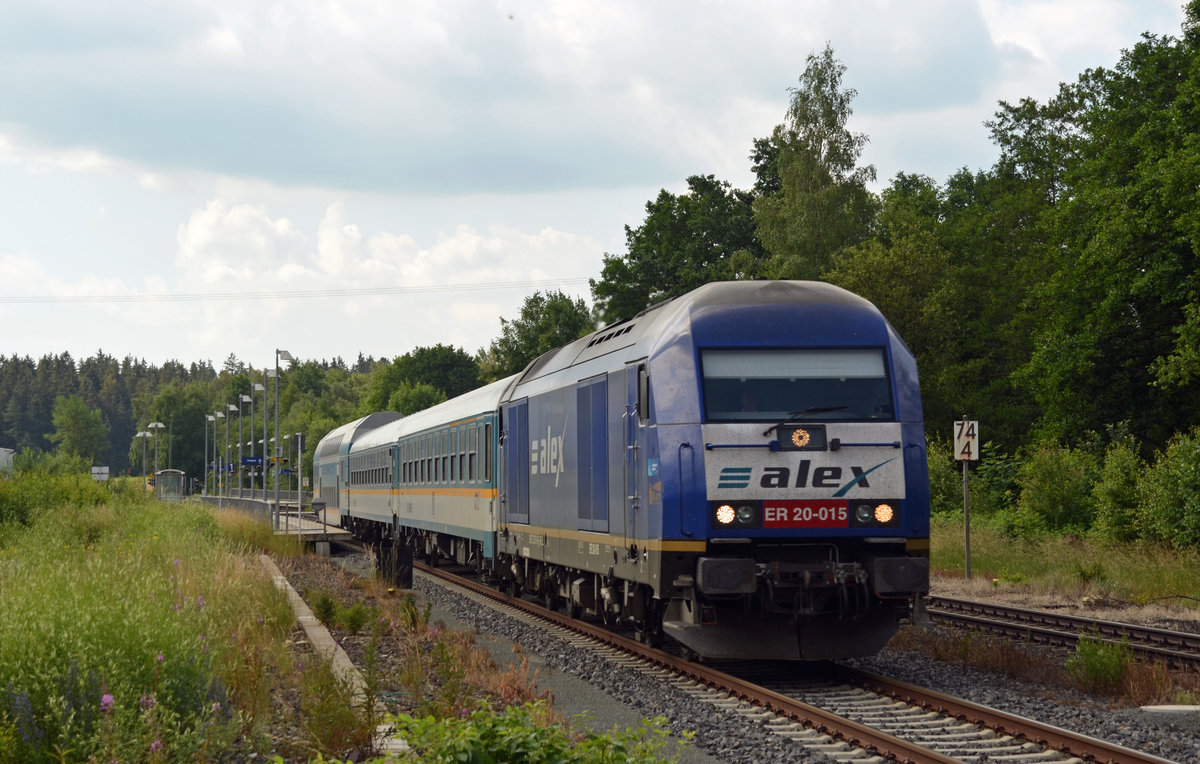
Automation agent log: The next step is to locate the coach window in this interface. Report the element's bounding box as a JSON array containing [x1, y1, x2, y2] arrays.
[[637, 364, 649, 424], [463, 426, 472, 479], [458, 426, 466, 482], [441, 431, 449, 484], [484, 422, 492, 481]]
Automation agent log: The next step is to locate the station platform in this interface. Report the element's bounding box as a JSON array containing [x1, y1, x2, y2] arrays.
[[273, 510, 354, 542]]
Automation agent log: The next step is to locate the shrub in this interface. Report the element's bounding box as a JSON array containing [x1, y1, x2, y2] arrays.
[[1091, 437, 1144, 543], [1137, 428, 1200, 548], [1066, 635, 1131, 695], [969, 444, 1022, 516], [311, 592, 338, 625], [0, 453, 113, 526], [391, 701, 688, 763], [927, 438, 961, 517], [1014, 445, 1097, 535], [338, 602, 374, 635]]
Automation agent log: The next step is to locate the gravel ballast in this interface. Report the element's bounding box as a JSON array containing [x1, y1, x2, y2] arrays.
[[313, 551, 1200, 763]]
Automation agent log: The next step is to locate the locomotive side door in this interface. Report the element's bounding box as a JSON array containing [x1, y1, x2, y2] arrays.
[[624, 364, 649, 546], [500, 399, 530, 524]]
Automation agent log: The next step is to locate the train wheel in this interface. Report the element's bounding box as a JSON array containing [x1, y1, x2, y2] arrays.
[[635, 600, 665, 648], [541, 589, 560, 612], [635, 621, 664, 648], [566, 598, 582, 619]]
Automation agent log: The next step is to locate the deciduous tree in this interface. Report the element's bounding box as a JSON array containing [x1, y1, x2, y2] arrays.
[[484, 291, 593, 379], [48, 395, 108, 463], [590, 176, 765, 323], [753, 44, 877, 280]]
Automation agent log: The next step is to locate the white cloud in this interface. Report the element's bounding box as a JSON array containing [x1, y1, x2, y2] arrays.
[[196, 26, 245, 59], [175, 199, 308, 284]]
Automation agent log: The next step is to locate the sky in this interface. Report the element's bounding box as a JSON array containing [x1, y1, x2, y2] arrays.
[[0, 0, 1188, 371]]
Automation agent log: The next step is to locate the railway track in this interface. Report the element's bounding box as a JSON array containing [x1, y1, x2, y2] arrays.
[[925, 596, 1200, 669], [415, 561, 1179, 763]]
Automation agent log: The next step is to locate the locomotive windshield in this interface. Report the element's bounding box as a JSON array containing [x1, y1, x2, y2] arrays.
[[701, 348, 894, 422]]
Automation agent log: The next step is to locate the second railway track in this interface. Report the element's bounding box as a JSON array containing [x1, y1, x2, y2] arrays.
[[925, 595, 1200, 670]]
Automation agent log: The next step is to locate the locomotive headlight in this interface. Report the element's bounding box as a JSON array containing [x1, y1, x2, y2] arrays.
[[711, 501, 762, 529], [850, 501, 899, 528]]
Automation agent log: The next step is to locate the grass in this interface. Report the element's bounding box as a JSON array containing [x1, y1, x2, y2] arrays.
[[918, 515, 1200, 705], [931, 514, 1200, 605], [0, 492, 297, 762], [0, 469, 694, 762]]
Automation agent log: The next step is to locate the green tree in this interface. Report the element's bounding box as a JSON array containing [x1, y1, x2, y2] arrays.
[[1019, 20, 1200, 448], [483, 291, 593, 379], [753, 43, 877, 280], [361, 345, 480, 413], [590, 175, 766, 323], [47, 394, 109, 463], [387, 381, 446, 415], [394, 345, 479, 399]]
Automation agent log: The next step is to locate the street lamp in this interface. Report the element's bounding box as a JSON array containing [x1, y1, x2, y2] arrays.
[[251, 383, 265, 494], [148, 422, 166, 477], [205, 415, 214, 496], [135, 431, 151, 486], [226, 404, 237, 497], [295, 432, 304, 542], [238, 395, 251, 498], [214, 411, 225, 503], [274, 349, 294, 529]]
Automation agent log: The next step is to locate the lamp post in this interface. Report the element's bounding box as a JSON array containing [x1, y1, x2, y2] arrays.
[[215, 411, 225, 504], [239, 395, 251, 498], [226, 404, 237, 497], [252, 383, 265, 495], [295, 432, 304, 542], [274, 349, 294, 529], [135, 431, 150, 487], [205, 415, 214, 495], [148, 422, 166, 482]]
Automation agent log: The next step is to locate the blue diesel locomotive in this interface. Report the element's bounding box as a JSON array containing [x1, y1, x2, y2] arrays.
[[314, 280, 930, 660]]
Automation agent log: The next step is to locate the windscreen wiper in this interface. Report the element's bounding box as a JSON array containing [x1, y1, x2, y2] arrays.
[[762, 406, 847, 437]]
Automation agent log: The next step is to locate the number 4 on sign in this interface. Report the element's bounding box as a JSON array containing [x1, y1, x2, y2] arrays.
[[954, 419, 979, 461]]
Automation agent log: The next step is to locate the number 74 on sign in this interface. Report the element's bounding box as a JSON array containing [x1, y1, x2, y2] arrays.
[[954, 419, 979, 461]]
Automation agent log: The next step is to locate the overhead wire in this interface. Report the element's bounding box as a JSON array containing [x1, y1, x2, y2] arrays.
[[0, 277, 593, 304]]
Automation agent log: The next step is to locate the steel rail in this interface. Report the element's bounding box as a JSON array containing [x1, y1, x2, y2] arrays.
[[845, 666, 1179, 764], [926, 595, 1200, 669]]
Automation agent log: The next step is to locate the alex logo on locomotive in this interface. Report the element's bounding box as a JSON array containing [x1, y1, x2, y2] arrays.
[[717, 457, 897, 495], [529, 423, 567, 487]]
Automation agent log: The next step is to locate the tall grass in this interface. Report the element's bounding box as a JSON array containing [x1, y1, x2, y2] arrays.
[[931, 515, 1200, 604], [0, 491, 295, 762]]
